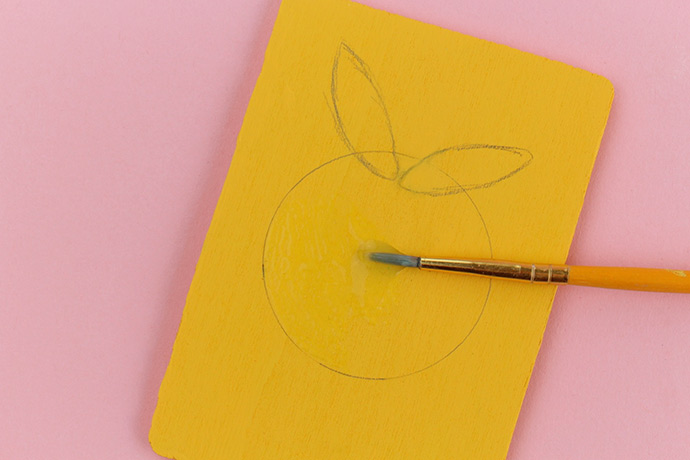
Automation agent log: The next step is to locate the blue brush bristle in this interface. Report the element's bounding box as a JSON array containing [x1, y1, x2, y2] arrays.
[[368, 252, 420, 268]]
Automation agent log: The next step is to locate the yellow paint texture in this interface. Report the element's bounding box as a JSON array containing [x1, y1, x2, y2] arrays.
[[150, 0, 614, 458]]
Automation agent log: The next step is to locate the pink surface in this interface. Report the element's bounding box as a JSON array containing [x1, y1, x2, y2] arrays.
[[2, 0, 689, 458]]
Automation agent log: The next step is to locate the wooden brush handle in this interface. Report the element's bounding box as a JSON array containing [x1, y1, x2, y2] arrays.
[[568, 266, 690, 293]]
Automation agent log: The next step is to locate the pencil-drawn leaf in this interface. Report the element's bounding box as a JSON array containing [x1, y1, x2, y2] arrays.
[[331, 43, 399, 180], [398, 145, 533, 196]]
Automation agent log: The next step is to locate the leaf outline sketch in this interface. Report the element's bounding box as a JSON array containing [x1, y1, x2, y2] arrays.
[[330, 42, 533, 193], [331, 43, 399, 179]]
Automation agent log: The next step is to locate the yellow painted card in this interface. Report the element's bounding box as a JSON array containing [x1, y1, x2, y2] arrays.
[[150, 0, 613, 458]]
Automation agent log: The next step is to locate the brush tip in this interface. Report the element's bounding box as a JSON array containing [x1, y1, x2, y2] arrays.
[[368, 252, 420, 268]]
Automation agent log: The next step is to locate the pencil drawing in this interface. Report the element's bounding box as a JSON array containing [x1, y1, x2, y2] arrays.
[[261, 42, 534, 379]]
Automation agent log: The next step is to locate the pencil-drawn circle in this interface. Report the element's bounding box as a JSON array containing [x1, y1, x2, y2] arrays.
[[262, 152, 493, 380]]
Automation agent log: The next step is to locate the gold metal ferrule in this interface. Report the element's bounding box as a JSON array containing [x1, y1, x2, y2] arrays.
[[418, 258, 569, 284]]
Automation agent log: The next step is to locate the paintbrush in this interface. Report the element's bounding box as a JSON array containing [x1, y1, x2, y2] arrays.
[[368, 252, 690, 293]]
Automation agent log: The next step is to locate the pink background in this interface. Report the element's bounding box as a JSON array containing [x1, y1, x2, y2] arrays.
[[2, 0, 689, 458]]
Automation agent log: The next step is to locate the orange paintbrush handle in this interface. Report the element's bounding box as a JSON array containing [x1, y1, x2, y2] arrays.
[[416, 257, 690, 293], [567, 266, 690, 293]]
